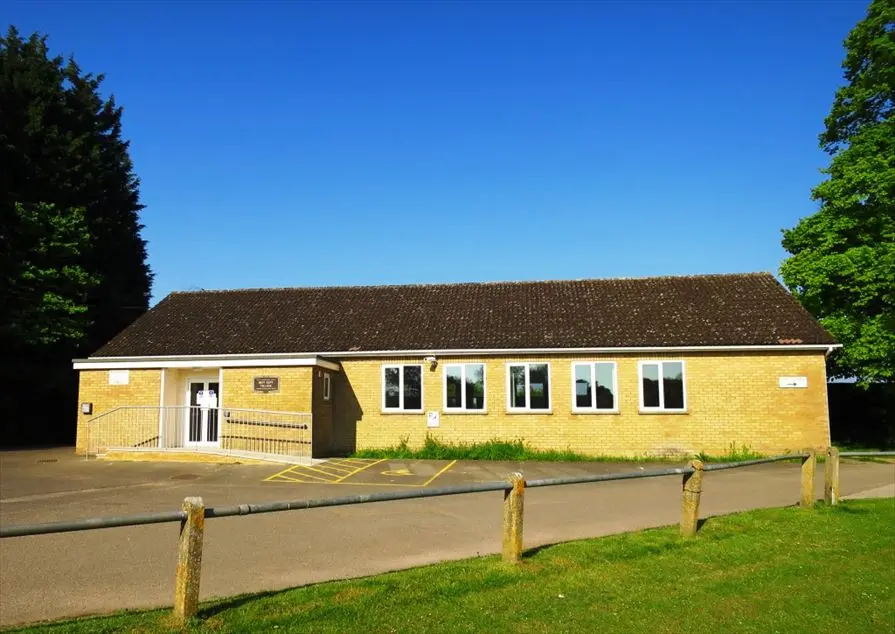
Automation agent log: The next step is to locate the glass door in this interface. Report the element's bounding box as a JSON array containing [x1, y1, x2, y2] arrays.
[[185, 380, 220, 447]]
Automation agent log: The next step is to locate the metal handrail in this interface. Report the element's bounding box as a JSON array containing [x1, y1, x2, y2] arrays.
[[84, 406, 313, 461], [0, 450, 849, 539]]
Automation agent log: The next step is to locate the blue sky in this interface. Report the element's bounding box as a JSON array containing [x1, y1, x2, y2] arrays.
[[7, 1, 866, 303]]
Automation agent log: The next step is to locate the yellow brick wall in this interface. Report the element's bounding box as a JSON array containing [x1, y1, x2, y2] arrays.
[[75, 369, 162, 453], [220, 367, 313, 411], [334, 352, 830, 457], [219, 367, 314, 457]]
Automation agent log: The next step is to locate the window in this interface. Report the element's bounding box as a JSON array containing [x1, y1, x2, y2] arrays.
[[639, 361, 686, 411], [572, 362, 618, 412], [444, 363, 485, 411], [506, 363, 551, 411], [382, 364, 423, 411], [323, 372, 332, 401]]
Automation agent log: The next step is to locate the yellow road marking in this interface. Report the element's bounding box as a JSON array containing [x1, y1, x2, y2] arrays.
[[281, 470, 333, 483], [292, 464, 354, 479], [381, 468, 413, 476], [264, 458, 453, 487], [269, 474, 304, 483], [327, 459, 370, 468], [333, 458, 386, 483], [422, 460, 457, 487], [313, 465, 355, 475], [325, 481, 429, 487], [264, 464, 303, 482]]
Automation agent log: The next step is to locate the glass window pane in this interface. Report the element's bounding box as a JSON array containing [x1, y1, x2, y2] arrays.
[[642, 363, 660, 408], [465, 364, 485, 410], [384, 367, 400, 408], [510, 365, 526, 408], [663, 362, 684, 410], [445, 366, 462, 409], [403, 366, 422, 410], [529, 364, 550, 410], [594, 363, 615, 410], [574, 365, 592, 408]]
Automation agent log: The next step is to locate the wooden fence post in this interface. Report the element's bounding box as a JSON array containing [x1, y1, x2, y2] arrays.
[[825, 447, 840, 506], [680, 460, 704, 537], [800, 450, 816, 509], [174, 497, 205, 623], [502, 473, 525, 564]]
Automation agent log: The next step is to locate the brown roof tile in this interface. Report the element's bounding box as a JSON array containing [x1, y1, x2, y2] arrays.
[[90, 273, 835, 357]]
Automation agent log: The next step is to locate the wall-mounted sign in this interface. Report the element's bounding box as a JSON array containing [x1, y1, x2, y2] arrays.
[[427, 411, 440, 428], [253, 376, 280, 393], [108, 369, 129, 385], [778, 376, 808, 389]]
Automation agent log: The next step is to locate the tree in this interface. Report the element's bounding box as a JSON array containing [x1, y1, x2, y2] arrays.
[[780, 0, 895, 385], [4, 202, 98, 346], [1, 27, 152, 445]]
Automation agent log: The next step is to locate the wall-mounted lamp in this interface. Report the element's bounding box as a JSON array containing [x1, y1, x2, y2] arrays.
[[424, 355, 438, 370]]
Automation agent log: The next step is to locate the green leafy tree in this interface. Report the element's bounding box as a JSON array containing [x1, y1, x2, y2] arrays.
[[4, 202, 99, 345], [1, 27, 152, 445], [781, 0, 895, 384]]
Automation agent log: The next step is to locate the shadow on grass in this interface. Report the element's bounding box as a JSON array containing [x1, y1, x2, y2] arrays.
[[199, 590, 279, 619]]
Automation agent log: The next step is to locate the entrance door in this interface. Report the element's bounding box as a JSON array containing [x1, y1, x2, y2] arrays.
[[185, 380, 220, 447]]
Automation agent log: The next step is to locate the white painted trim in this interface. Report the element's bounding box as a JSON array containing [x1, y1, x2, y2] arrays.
[[73, 356, 341, 371], [571, 361, 619, 414], [442, 362, 487, 413], [381, 364, 424, 413], [184, 376, 222, 448], [638, 360, 687, 413], [218, 368, 224, 409], [158, 369, 166, 448], [506, 361, 552, 413], [73, 344, 839, 370]]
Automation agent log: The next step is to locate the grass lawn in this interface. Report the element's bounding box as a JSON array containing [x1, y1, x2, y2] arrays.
[[351, 436, 768, 462], [11, 500, 894, 633]]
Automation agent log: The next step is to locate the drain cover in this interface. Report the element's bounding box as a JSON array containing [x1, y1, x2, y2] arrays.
[[171, 474, 200, 481], [36, 458, 58, 464]]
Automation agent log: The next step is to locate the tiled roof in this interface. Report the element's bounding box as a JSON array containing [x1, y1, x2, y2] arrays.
[[91, 273, 835, 357]]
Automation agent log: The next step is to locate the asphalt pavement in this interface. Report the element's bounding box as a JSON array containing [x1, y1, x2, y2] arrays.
[[1, 448, 893, 627]]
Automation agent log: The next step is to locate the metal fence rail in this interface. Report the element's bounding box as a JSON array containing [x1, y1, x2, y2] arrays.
[[1, 447, 891, 624], [85, 406, 312, 463]]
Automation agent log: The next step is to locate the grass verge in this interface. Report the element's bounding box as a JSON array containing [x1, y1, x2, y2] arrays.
[[351, 436, 768, 463], [13, 499, 895, 633]]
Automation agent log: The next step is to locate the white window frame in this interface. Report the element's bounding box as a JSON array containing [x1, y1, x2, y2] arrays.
[[571, 361, 619, 413], [638, 360, 687, 412], [505, 362, 552, 413], [381, 364, 424, 413], [442, 363, 487, 413], [323, 372, 332, 401]]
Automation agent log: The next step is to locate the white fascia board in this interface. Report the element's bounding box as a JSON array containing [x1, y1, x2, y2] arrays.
[[73, 344, 838, 370], [309, 344, 840, 357], [73, 356, 341, 371]]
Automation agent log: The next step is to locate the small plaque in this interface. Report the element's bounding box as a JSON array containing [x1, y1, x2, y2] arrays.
[[108, 370, 129, 385], [779, 376, 808, 389], [427, 411, 440, 428], [253, 376, 280, 393]]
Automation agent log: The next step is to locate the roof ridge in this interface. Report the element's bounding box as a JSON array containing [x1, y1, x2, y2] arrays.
[[168, 271, 775, 295]]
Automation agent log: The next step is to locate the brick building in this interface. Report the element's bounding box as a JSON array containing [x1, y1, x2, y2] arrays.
[[73, 273, 837, 461]]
